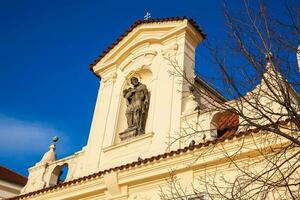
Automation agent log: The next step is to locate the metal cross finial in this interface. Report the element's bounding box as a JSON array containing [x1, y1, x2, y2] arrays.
[[265, 51, 273, 61], [144, 12, 151, 20]]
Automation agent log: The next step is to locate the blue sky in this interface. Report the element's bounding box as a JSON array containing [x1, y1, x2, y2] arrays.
[[0, 0, 293, 176]]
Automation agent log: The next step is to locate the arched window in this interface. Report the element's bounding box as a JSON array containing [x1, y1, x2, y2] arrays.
[[49, 163, 69, 186]]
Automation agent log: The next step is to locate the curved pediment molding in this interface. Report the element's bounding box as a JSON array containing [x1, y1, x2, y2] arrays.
[[120, 50, 157, 73], [93, 20, 197, 77]]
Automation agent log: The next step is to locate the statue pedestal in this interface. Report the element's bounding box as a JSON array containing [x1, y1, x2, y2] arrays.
[[119, 127, 144, 141]]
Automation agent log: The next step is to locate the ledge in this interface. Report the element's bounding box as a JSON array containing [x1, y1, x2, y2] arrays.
[[103, 132, 154, 153]]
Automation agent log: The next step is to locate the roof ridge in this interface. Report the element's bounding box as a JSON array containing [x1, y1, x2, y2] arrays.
[[89, 17, 206, 73]]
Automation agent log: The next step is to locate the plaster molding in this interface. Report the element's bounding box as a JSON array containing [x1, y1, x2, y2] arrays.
[[102, 132, 154, 153], [103, 172, 121, 196], [93, 21, 199, 75], [120, 50, 157, 72]]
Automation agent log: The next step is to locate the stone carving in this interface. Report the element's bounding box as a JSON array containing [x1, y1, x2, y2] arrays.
[[120, 77, 149, 140]]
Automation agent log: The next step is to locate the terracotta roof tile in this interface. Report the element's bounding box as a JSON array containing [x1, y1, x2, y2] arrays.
[[8, 118, 291, 200]]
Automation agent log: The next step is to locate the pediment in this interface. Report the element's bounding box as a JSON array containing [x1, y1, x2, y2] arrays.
[[91, 18, 205, 77]]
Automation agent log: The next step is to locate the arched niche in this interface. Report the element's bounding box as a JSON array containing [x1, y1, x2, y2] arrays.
[[115, 68, 153, 144], [210, 110, 239, 139], [48, 163, 69, 186]]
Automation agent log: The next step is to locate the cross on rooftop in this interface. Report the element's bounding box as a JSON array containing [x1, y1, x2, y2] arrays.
[[144, 12, 151, 20]]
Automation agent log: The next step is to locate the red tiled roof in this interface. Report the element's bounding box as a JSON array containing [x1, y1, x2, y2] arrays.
[[217, 111, 239, 138], [89, 17, 206, 72], [8, 118, 291, 200], [0, 165, 27, 186]]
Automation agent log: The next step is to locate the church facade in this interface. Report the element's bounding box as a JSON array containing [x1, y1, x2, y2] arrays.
[[9, 18, 298, 200]]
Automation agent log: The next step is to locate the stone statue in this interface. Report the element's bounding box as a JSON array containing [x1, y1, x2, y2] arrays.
[[123, 88, 134, 127], [121, 77, 149, 138]]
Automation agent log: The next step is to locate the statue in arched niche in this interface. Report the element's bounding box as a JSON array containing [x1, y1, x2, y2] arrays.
[[120, 77, 149, 140]]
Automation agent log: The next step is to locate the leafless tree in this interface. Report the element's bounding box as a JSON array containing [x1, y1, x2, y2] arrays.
[[160, 1, 300, 199]]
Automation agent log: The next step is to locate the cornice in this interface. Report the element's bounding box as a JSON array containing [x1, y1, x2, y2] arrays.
[[9, 118, 291, 200]]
